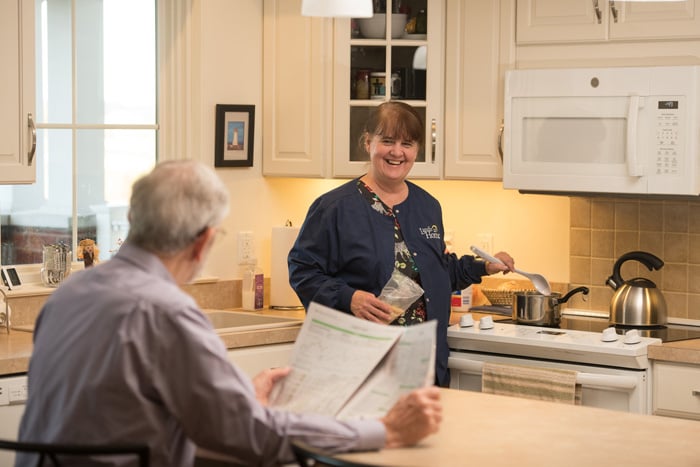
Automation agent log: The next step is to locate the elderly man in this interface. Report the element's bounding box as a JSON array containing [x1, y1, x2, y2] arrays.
[[17, 160, 441, 466]]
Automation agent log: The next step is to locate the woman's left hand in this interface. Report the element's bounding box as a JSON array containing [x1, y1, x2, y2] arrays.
[[486, 251, 515, 275]]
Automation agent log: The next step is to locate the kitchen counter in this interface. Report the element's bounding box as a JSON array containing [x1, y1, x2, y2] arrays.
[[0, 308, 306, 376], [335, 387, 700, 467], [648, 338, 700, 365]]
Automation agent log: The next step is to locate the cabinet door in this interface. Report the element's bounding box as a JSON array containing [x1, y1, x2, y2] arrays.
[[653, 361, 700, 421], [0, 0, 36, 184], [226, 343, 295, 378], [332, 1, 445, 179], [444, 0, 514, 180], [516, 0, 606, 44], [517, 0, 700, 44], [611, 1, 700, 41], [262, 0, 332, 177]]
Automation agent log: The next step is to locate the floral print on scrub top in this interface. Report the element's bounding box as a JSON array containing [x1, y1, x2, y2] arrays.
[[357, 180, 427, 325]]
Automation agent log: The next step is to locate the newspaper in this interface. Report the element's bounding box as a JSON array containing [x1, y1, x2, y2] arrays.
[[268, 302, 436, 420]]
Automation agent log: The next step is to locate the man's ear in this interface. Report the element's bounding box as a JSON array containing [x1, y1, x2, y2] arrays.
[[192, 227, 215, 261]]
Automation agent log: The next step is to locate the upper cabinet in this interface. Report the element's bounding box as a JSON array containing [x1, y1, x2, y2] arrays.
[[263, 0, 511, 181], [517, 0, 700, 44], [262, 0, 333, 178], [443, 0, 514, 180], [0, 0, 36, 184], [332, 0, 444, 179]]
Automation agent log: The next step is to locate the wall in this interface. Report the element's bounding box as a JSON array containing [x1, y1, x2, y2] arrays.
[[192, 0, 571, 285]]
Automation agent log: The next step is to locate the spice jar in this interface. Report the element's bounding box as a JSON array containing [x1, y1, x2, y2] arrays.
[[355, 69, 370, 99], [415, 9, 427, 34]]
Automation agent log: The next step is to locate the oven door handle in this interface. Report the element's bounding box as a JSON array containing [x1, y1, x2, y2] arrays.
[[447, 357, 640, 390]]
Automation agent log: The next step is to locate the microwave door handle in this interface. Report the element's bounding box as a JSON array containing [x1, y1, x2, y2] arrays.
[[626, 95, 644, 177]]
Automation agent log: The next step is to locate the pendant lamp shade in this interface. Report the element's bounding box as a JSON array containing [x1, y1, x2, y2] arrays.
[[301, 0, 373, 18]]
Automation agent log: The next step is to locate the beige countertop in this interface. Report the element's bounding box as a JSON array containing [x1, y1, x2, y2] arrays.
[[335, 387, 700, 467], [0, 308, 305, 376], [648, 338, 700, 365]]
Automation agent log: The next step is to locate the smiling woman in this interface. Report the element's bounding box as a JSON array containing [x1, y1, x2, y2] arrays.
[[288, 101, 517, 388], [0, 0, 156, 267]]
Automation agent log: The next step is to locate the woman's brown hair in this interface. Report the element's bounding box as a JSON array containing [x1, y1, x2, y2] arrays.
[[360, 101, 425, 151]]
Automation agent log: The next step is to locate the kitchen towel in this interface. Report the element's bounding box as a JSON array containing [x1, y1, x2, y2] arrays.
[[270, 226, 303, 309], [482, 362, 581, 405]]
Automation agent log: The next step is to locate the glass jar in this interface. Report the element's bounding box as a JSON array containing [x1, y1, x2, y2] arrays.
[[41, 244, 71, 288]]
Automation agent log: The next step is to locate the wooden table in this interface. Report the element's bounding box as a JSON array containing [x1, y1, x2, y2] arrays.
[[336, 388, 700, 466]]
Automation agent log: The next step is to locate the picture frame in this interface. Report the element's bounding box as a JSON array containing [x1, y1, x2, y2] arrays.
[[215, 104, 255, 167]]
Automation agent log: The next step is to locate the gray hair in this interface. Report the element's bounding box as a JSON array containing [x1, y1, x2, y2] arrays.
[[126, 160, 229, 254]]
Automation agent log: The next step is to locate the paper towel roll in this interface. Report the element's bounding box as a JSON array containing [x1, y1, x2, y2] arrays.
[[270, 226, 303, 309]]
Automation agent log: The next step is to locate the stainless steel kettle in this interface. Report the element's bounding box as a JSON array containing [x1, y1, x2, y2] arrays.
[[605, 251, 667, 326]]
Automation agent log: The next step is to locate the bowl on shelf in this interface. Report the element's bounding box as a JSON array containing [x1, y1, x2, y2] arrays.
[[358, 13, 407, 39]]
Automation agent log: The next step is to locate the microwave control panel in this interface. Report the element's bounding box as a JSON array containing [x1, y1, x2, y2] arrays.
[[654, 98, 682, 176]]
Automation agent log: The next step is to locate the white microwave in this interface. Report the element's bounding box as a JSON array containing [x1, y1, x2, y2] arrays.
[[503, 65, 700, 196]]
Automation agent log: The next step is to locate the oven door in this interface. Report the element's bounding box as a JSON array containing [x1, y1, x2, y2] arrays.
[[448, 351, 651, 414]]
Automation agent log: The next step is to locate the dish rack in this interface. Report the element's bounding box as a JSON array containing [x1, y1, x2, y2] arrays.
[[480, 288, 534, 307]]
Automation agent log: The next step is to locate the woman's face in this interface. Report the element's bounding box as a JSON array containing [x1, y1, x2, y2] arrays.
[[366, 133, 419, 184]]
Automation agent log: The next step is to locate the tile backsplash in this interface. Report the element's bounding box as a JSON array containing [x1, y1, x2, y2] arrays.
[[569, 197, 700, 321]]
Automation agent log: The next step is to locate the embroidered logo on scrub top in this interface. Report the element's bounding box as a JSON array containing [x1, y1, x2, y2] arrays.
[[418, 225, 441, 240]]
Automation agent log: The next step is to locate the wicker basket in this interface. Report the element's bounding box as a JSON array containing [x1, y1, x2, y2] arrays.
[[481, 288, 534, 307]]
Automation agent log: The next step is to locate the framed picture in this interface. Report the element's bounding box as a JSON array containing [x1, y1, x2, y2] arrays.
[[215, 104, 255, 167]]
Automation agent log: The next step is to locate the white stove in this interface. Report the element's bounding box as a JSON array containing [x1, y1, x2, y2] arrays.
[[446, 315, 665, 414], [447, 320, 661, 369]]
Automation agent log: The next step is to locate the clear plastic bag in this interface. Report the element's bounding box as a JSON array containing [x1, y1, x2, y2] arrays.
[[378, 269, 425, 320]]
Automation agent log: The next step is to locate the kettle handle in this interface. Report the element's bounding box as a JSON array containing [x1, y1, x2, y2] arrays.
[[605, 251, 664, 291]]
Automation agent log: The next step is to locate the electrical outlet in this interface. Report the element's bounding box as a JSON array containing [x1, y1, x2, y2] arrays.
[[237, 231, 255, 264], [477, 233, 494, 255]]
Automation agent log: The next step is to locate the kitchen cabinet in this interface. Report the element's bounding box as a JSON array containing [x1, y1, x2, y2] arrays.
[[516, 0, 700, 44], [226, 343, 295, 378], [0, 0, 36, 184], [262, 0, 511, 181], [443, 0, 514, 180], [653, 361, 700, 421], [332, 0, 445, 178], [262, 0, 333, 177]]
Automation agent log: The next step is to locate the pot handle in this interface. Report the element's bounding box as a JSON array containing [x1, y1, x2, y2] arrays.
[[556, 286, 590, 305]]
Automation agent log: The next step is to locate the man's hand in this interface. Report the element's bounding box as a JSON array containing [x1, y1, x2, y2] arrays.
[[350, 290, 395, 324], [381, 387, 442, 448], [252, 367, 291, 405]]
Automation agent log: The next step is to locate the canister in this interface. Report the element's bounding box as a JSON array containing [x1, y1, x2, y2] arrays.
[[370, 72, 386, 99]]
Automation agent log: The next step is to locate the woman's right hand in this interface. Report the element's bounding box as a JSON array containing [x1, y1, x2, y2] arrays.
[[350, 290, 395, 324]]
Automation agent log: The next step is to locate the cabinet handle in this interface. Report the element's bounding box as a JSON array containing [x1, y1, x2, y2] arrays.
[[28, 112, 36, 166], [593, 0, 602, 24], [431, 118, 436, 163], [610, 0, 619, 23], [497, 120, 504, 163], [693, 390, 700, 397]]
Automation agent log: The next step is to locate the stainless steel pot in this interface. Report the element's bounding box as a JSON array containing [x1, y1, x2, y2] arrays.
[[512, 286, 590, 327]]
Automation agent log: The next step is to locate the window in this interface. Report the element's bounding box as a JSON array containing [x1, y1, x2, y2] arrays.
[[0, 0, 157, 267]]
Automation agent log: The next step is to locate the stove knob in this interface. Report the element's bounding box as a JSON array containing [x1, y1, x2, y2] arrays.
[[601, 327, 619, 342], [623, 329, 642, 345], [479, 315, 494, 330], [459, 314, 474, 328]]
